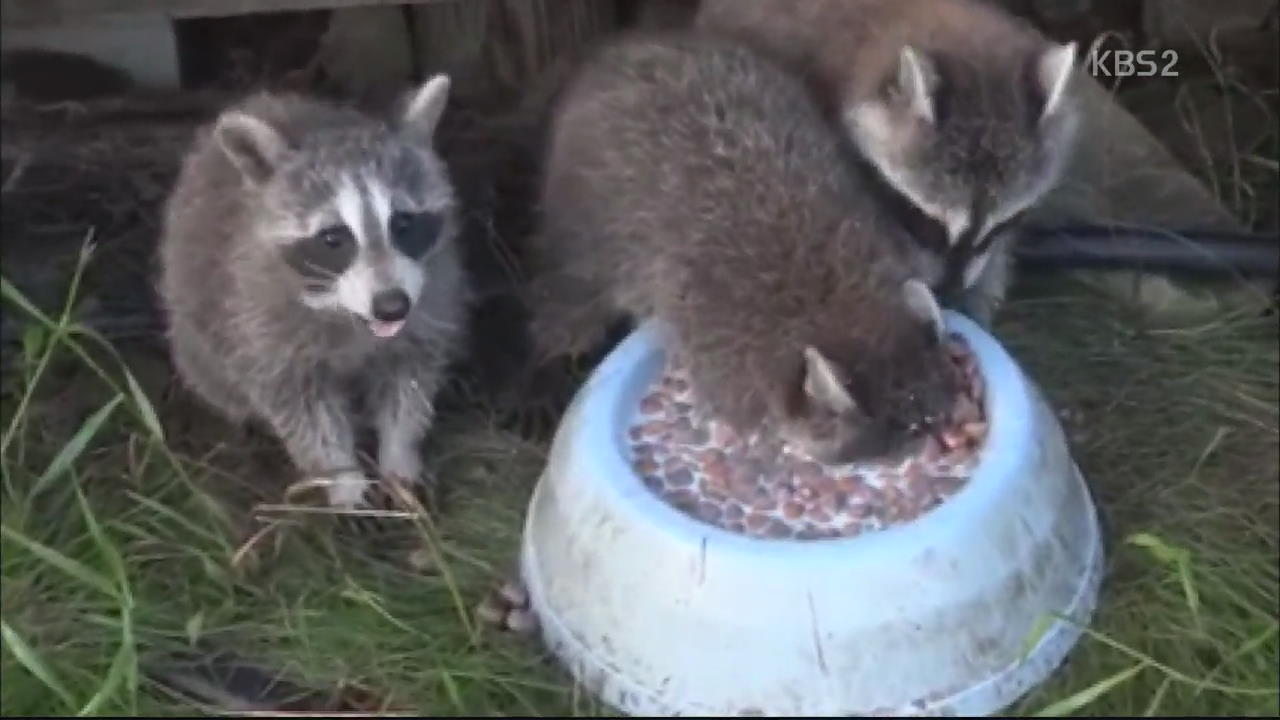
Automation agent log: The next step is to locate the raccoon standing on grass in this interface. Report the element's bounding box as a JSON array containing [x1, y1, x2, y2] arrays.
[[696, 0, 1082, 326], [526, 31, 961, 465], [157, 75, 468, 508]]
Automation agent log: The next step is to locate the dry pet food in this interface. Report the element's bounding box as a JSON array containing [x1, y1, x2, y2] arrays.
[[628, 334, 988, 540]]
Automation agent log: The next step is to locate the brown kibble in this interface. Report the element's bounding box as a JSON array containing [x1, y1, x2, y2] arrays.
[[962, 421, 989, 442], [664, 488, 698, 512], [903, 461, 926, 485], [796, 461, 823, 481], [862, 484, 884, 506], [701, 467, 728, 490], [685, 426, 711, 445], [882, 484, 901, 505], [640, 393, 664, 415], [764, 519, 793, 539], [750, 495, 778, 512], [816, 492, 838, 517], [931, 475, 965, 496], [968, 372, 985, 402], [830, 491, 848, 513], [700, 478, 728, 501], [953, 394, 983, 424], [811, 474, 836, 496], [940, 427, 968, 451], [665, 468, 693, 488], [729, 477, 758, 504], [700, 448, 726, 465], [641, 420, 667, 440], [712, 422, 739, 447], [697, 501, 723, 523], [796, 523, 824, 540], [634, 348, 981, 539], [922, 435, 944, 463], [634, 458, 659, 475]]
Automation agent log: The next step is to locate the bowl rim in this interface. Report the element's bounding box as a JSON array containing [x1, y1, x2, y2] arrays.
[[566, 310, 1040, 560]]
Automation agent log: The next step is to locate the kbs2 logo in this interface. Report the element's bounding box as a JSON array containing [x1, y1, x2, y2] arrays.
[[1085, 47, 1180, 78]]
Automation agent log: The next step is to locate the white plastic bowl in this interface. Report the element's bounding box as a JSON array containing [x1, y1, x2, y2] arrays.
[[519, 311, 1103, 716]]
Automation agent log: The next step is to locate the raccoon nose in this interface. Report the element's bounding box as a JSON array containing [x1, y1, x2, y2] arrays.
[[371, 289, 411, 321]]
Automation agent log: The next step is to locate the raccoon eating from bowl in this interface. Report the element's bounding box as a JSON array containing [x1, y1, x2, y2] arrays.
[[696, 0, 1083, 326], [524, 30, 963, 466], [157, 75, 468, 508]]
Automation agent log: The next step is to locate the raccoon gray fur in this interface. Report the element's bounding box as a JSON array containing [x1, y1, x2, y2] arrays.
[[157, 75, 468, 508], [526, 31, 961, 465], [695, 0, 1082, 326]]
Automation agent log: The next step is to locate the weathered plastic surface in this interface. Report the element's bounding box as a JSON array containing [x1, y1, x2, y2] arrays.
[[519, 312, 1104, 716]]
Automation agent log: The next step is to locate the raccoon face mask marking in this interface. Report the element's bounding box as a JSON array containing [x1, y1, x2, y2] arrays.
[[214, 74, 458, 338]]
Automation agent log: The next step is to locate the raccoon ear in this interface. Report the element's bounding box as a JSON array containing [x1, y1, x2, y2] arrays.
[[1036, 41, 1077, 121], [894, 45, 937, 123], [214, 111, 292, 184], [802, 346, 858, 414], [902, 278, 946, 340], [401, 73, 451, 139]]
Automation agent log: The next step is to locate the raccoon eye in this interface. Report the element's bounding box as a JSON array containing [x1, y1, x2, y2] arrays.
[[316, 225, 354, 249], [388, 210, 443, 258]]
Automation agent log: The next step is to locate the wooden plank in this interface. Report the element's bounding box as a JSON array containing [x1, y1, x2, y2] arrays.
[[1, 0, 450, 28]]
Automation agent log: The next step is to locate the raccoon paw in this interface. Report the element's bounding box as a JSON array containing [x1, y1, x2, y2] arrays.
[[326, 470, 371, 508], [475, 576, 538, 636]]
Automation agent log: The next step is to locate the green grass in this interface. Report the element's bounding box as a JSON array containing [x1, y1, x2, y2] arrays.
[[1, 246, 1276, 716]]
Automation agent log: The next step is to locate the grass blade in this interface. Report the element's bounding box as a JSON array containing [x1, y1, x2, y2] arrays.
[[122, 370, 164, 442], [0, 275, 53, 325], [1126, 532, 1202, 629], [1020, 613, 1055, 662], [1, 620, 78, 712], [185, 611, 205, 646], [31, 395, 124, 499], [74, 484, 138, 715], [1032, 661, 1149, 716], [68, 324, 164, 442], [77, 640, 135, 716], [1144, 676, 1173, 716], [0, 525, 117, 598], [438, 664, 466, 713], [21, 323, 45, 367]]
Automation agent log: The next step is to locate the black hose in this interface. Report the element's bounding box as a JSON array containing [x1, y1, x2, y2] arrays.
[[1014, 224, 1280, 279]]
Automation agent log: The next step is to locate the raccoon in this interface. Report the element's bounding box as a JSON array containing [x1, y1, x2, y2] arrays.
[[157, 75, 468, 508], [696, 0, 1082, 325], [526, 31, 961, 465]]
